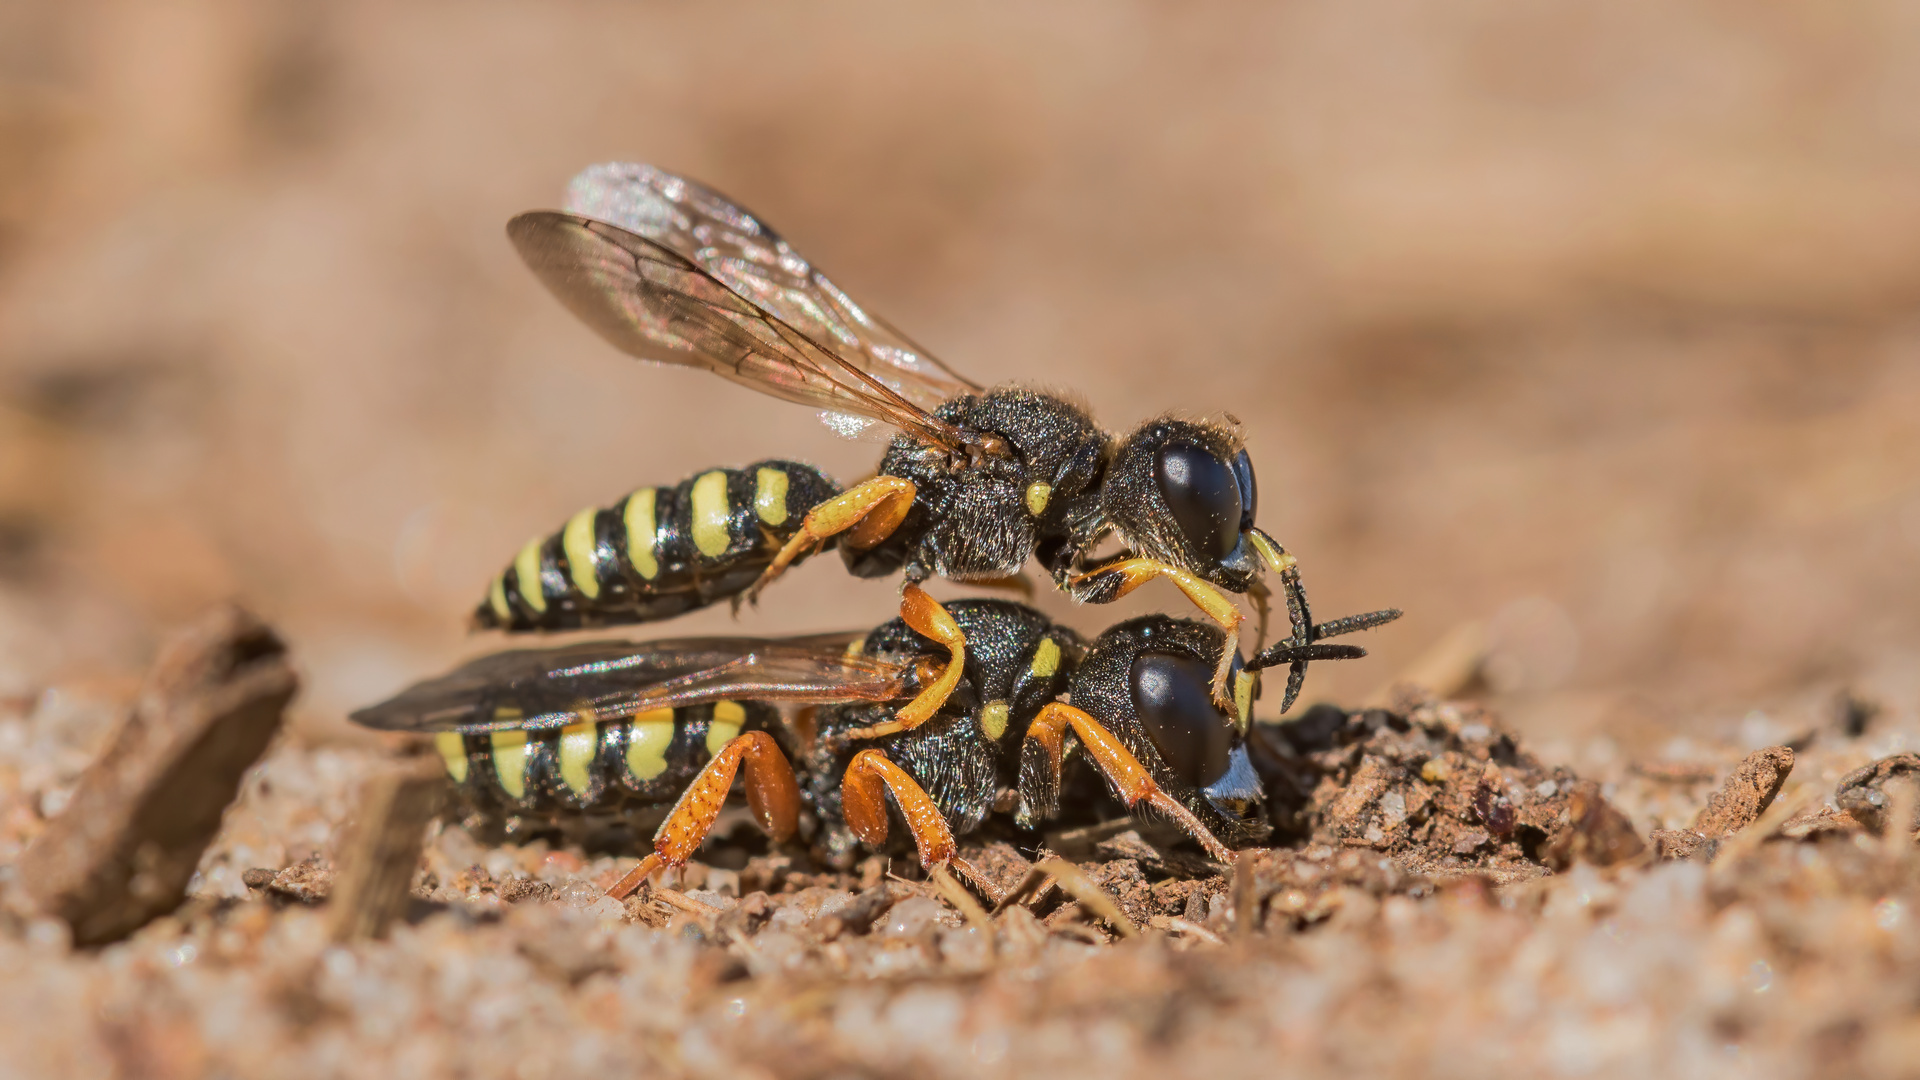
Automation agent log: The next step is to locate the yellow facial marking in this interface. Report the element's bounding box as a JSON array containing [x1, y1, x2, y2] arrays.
[[1030, 637, 1061, 679], [1025, 481, 1052, 517], [844, 635, 867, 657], [562, 506, 602, 599], [690, 470, 732, 558], [754, 467, 790, 527], [487, 575, 511, 623], [625, 707, 675, 781], [706, 700, 746, 756], [435, 731, 468, 784], [558, 719, 598, 795], [1233, 670, 1256, 733], [513, 538, 548, 613], [623, 489, 659, 580], [980, 700, 1010, 741], [490, 728, 529, 799]]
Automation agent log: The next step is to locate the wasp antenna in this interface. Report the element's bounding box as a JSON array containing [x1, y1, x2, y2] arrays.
[[1311, 608, 1404, 640], [1246, 641, 1368, 671]]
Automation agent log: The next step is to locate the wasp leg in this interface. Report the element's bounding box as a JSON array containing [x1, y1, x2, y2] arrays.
[[747, 476, 916, 604], [845, 584, 965, 739], [840, 747, 985, 889], [1247, 578, 1274, 656], [605, 731, 800, 900], [1067, 558, 1243, 711], [1023, 702, 1238, 864]]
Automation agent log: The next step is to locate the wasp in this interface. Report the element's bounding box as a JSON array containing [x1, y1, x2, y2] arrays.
[[354, 590, 1398, 895], [475, 162, 1337, 728]]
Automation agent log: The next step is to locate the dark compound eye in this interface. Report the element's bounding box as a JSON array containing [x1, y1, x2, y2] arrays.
[[1154, 443, 1241, 562], [1231, 449, 1256, 531], [1129, 651, 1234, 789]]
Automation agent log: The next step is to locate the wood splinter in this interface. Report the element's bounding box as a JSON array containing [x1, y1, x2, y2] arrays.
[[327, 764, 446, 942], [21, 605, 298, 946]]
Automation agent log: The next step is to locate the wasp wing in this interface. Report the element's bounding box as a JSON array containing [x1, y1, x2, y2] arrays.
[[563, 162, 980, 433], [509, 210, 969, 453], [350, 633, 909, 735]]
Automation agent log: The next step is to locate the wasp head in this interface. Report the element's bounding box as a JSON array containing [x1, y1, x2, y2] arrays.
[[1103, 418, 1271, 592]]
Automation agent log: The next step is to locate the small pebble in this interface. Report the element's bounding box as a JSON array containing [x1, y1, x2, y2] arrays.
[[881, 897, 944, 938]]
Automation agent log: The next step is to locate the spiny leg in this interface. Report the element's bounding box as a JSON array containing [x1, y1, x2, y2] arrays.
[[747, 475, 916, 605], [840, 748, 985, 890], [1067, 558, 1243, 711], [1023, 702, 1237, 864], [845, 584, 965, 739], [605, 731, 800, 900]]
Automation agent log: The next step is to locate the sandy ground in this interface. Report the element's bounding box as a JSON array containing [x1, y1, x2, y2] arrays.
[[3, 3, 1920, 1077]]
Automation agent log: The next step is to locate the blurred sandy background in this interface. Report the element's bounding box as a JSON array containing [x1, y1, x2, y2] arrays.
[[2, 0, 1918, 769]]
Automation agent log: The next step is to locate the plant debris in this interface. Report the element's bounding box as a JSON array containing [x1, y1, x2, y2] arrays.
[[2, 654, 1920, 1076], [17, 606, 297, 945]]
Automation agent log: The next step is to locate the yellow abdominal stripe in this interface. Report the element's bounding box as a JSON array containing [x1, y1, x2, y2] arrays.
[[487, 575, 511, 622], [707, 700, 745, 756], [623, 489, 659, 580], [513, 538, 548, 613], [558, 717, 598, 795], [626, 707, 675, 781], [562, 506, 601, 599], [690, 470, 732, 558], [435, 731, 468, 783], [490, 727, 529, 799], [754, 467, 790, 526]]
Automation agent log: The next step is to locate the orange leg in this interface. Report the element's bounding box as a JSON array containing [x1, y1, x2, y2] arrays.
[[840, 748, 984, 887], [605, 731, 800, 900], [1023, 702, 1238, 864], [748, 476, 916, 604], [845, 584, 965, 739], [1068, 558, 1243, 710]]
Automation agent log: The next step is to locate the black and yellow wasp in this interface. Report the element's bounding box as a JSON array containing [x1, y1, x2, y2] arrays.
[[474, 163, 1343, 732], [355, 592, 1397, 894]]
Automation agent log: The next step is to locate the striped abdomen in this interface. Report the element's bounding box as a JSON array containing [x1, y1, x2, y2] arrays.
[[433, 700, 778, 815], [475, 460, 839, 631]]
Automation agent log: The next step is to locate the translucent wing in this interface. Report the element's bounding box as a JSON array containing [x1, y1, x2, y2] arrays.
[[350, 633, 910, 735], [563, 162, 981, 434], [510, 210, 976, 454]]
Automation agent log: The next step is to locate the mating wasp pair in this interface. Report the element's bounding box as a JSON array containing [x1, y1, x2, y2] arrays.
[[355, 595, 1396, 894], [355, 163, 1399, 890]]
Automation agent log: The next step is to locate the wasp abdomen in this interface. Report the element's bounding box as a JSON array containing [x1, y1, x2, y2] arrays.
[[475, 460, 839, 631], [433, 700, 775, 815]]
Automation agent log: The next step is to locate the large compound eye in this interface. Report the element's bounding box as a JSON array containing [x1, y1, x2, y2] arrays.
[[1154, 444, 1241, 561], [1129, 652, 1234, 789], [1231, 449, 1256, 531]]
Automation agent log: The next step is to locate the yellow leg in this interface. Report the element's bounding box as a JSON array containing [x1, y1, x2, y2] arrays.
[[1069, 558, 1242, 710], [846, 584, 965, 739], [747, 476, 916, 604], [1024, 702, 1237, 863]]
